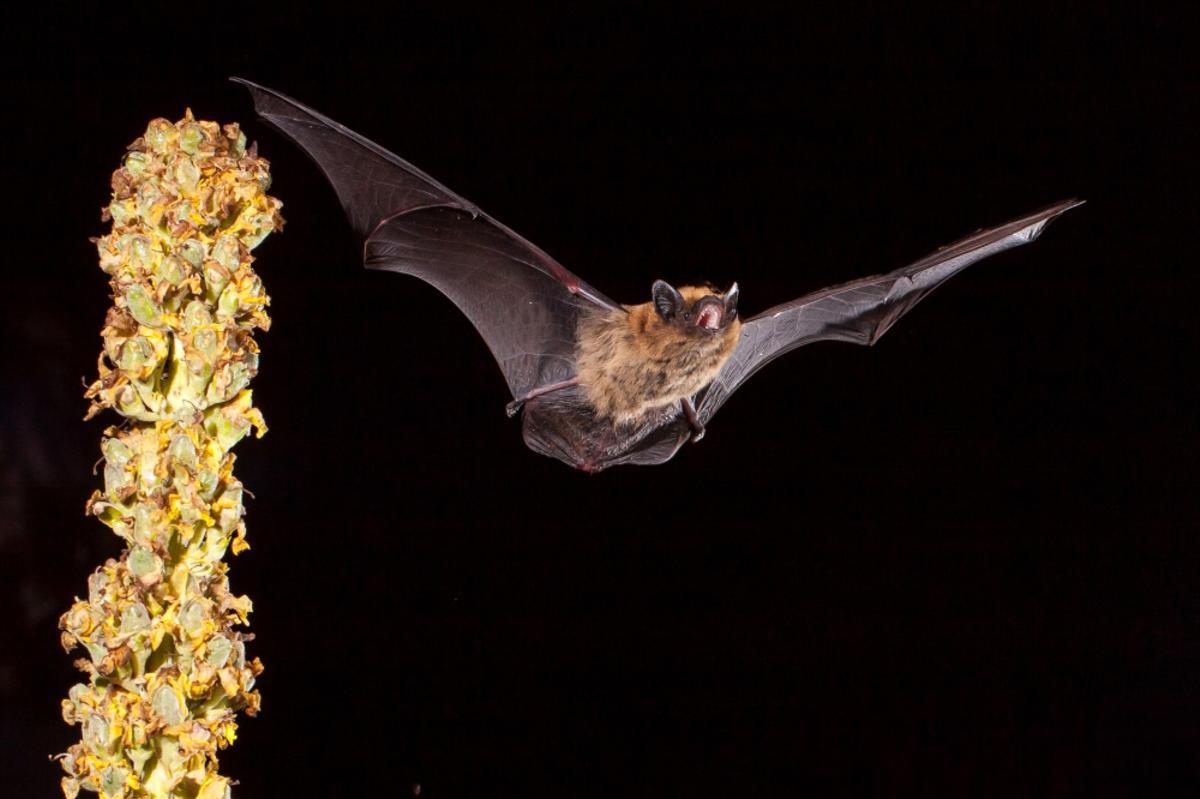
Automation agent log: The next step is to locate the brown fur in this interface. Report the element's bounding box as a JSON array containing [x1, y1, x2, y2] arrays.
[[575, 285, 741, 424]]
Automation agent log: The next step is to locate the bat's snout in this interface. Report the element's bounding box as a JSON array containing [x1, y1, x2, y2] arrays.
[[696, 303, 723, 330], [692, 295, 729, 332]]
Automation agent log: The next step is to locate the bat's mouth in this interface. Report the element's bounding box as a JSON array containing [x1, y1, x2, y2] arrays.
[[694, 301, 724, 331]]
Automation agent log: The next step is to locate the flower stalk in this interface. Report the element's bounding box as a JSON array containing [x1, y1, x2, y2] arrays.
[[57, 110, 282, 799]]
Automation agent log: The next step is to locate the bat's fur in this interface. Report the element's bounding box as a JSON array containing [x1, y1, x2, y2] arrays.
[[576, 286, 741, 424]]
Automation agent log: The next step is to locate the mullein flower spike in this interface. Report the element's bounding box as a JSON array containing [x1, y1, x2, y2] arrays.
[[58, 110, 282, 799]]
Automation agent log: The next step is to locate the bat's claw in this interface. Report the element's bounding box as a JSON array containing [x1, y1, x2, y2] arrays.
[[689, 424, 706, 444], [505, 399, 524, 418]]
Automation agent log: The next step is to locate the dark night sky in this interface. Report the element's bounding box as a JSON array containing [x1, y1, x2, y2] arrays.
[[3, 5, 1196, 797]]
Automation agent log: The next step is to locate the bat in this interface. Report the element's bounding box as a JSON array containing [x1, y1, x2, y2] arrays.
[[233, 78, 1081, 472]]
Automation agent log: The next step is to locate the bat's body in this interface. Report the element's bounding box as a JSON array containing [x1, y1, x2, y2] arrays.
[[235, 78, 1081, 472], [576, 284, 741, 428]]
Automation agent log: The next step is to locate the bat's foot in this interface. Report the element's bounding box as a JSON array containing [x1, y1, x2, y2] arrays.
[[507, 377, 582, 418], [680, 396, 705, 442]]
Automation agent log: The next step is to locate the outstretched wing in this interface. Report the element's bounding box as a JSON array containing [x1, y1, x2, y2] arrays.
[[696, 199, 1083, 423], [233, 78, 619, 400]]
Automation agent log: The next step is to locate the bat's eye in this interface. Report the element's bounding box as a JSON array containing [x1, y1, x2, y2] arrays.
[[683, 312, 691, 320]]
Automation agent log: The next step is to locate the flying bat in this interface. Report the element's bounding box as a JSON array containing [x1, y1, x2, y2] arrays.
[[234, 78, 1080, 472]]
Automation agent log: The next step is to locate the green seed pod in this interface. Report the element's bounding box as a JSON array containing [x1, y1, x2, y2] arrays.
[[205, 635, 232, 668], [179, 239, 207, 268], [128, 235, 153, 271], [143, 119, 174, 153], [203, 261, 230, 301], [196, 468, 219, 501], [86, 571, 109, 604], [151, 685, 184, 725], [124, 287, 162, 328], [100, 764, 128, 796], [178, 121, 204, 155], [127, 546, 160, 584], [179, 600, 205, 639], [211, 236, 240, 273], [82, 714, 112, 757], [132, 503, 155, 546], [135, 183, 166, 225], [124, 151, 149, 177], [119, 603, 150, 635], [192, 328, 219, 360], [182, 299, 212, 331], [102, 437, 133, 466], [114, 384, 151, 419], [108, 200, 135, 227], [103, 463, 131, 500], [215, 283, 240, 319], [158, 254, 187, 286], [171, 153, 200, 193], [115, 336, 149, 373], [167, 434, 198, 472]]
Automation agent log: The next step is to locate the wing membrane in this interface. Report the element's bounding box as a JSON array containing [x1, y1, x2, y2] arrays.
[[234, 77, 618, 398], [697, 200, 1083, 422]]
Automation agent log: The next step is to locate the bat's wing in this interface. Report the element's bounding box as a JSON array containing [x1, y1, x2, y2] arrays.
[[233, 78, 620, 401], [696, 199, 1083, 424]]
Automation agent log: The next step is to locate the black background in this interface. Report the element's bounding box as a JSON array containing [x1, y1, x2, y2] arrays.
[[3, 5, 1196, 797]]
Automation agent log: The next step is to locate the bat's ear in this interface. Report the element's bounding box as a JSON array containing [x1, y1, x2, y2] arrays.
[[722, 282, 739, 316], [652, 280, 684, 320]]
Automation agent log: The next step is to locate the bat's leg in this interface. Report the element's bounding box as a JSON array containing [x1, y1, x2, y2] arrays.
[[506, 377, 581, 417], [680, 397, 705, 442]]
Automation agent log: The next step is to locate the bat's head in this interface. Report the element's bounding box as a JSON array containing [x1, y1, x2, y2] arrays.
[[652, 281, 739, 334]]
